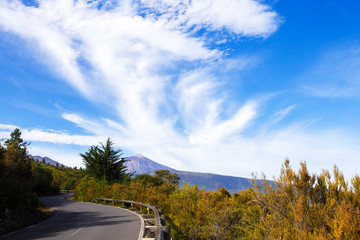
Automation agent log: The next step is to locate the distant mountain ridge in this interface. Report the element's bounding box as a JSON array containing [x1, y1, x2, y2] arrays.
[[125, 154, 253, 192], [30, 155, 65, 167], [172, 170, 254, 193]]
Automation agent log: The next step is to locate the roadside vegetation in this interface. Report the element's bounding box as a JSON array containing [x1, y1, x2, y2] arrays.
[[76, 139, 360, 239], [2, 130, 360, 239], [0, 129, 84, 235]]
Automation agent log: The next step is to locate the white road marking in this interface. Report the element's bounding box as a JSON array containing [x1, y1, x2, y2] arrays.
[[68, 225, 87, 237]]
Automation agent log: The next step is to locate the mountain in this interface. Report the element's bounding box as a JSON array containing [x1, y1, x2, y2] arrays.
[[125, 154, 254, 192], [172, 170, 254, 193], [30, 155, 65, 167], [125, 154, 174, 175]]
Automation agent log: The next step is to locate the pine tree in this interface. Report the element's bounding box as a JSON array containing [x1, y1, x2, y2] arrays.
[[5, 128, 28, 149], [80, 138, 130, 183]]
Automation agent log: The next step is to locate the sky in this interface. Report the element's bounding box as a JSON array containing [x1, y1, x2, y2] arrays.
[[1, 0, 360, 180]]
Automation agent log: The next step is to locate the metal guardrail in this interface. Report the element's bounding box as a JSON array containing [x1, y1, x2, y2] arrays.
[[91, 198, 170, 240], [60, 190, 75, 193]]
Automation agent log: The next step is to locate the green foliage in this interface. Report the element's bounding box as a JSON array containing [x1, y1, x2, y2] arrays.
[[60, 177, 79, 190], [32, 161, 54, 194], [134, 174, 163, 186], [0, 130, 37, 211], [37, 162, 86, 192], [80, 138, 130, 183], [155, 170, 180, 185], [5, 128, 28, 149], [0, 129, 86, 213], [75, 176, 98, 202]]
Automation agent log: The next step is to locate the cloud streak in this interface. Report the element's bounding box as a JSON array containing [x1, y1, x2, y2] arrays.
[[4, 1, 358, 180], [2, 121, 360, 180], [300, 46, 360, 98]]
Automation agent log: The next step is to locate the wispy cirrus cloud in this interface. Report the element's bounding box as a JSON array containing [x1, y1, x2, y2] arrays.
[[300, 46, 360, 98], [269, 104, 297, 125], [0, 0, 359, 180], [138, 0, 280, 37], [6, 0, 349, 178]]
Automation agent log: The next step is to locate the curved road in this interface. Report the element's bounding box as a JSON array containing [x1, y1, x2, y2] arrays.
[[1, 194, 141, 240]]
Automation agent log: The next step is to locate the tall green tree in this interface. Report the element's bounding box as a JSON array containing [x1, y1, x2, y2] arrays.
[[5, 128, 28, 149], [155, 169, 180, 185], [0, 129, 39, 211], [80, 138, 130, 183]]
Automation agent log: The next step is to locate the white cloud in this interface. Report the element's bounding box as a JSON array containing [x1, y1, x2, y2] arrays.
[[138, 0, 280, 37], [300, 46, 360, 98], [1, 117, 360, 180], [0, 1, 358, 182], [269, 104, 296, 125], [182, 0, 280, 37], [0, 1, 90, 96], [0, 123, 19, 130], [0, 124, 20, 141], [22, 128, 103, 146], [61, 113, 116, 136], [187, 101, 258, 145], [5, 0, 343, 180], [28, 143, 86, 168]]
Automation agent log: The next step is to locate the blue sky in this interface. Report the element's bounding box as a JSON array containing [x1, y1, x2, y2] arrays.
[[1, 0, 360, 180]]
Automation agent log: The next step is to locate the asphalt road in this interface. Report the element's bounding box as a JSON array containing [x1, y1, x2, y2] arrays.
[[0, 194, 142, 240]]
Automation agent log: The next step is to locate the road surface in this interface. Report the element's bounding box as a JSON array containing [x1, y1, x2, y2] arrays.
[[0, 194, 142, 240]]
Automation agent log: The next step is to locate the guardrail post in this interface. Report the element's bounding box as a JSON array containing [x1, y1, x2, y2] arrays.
[[160, 214, 166, 226], [163, 225, 171, 240], [104, 199, 106, 205], [122, 202, 125, 208], [112, 200, 115, 206]]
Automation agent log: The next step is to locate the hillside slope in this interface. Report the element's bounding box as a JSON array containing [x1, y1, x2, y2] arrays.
[[125, 154, 253, 192], [30, 155, 65, 167], [173, 170, 253, 193]]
